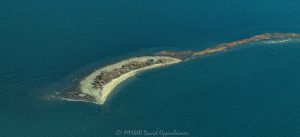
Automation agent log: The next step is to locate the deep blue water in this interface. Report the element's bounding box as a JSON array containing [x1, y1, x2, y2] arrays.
[[1, 0, 300, 137]]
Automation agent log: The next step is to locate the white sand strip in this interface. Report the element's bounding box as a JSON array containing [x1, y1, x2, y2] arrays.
[[79, 56, 182, 105]]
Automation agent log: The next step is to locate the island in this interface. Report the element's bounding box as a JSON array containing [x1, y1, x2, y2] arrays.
[[63, 56, 181, 104], [59, 33, 300, 105]]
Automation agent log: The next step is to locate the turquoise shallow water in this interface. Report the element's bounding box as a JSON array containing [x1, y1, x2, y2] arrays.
[[1, 0, 300, 137]]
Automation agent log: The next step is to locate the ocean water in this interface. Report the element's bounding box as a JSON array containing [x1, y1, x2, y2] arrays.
[[1, 0, 300, 137]]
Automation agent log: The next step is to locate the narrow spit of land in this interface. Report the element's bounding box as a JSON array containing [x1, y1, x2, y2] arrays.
[[61, 33, 300, 105]]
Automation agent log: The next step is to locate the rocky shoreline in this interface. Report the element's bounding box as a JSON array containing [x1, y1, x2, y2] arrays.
[[156, 33, 300, 57]]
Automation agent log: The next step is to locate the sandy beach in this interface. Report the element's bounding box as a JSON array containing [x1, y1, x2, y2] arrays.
[[79, 56, 182, 104]]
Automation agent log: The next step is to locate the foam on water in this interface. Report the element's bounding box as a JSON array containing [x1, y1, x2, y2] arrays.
[[264, 38, 292, 44]]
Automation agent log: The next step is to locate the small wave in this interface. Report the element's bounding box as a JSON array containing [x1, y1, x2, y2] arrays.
[[58, 97, 98, 104], [46, 94, 98, 104], [264, 38, 292, 44]]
